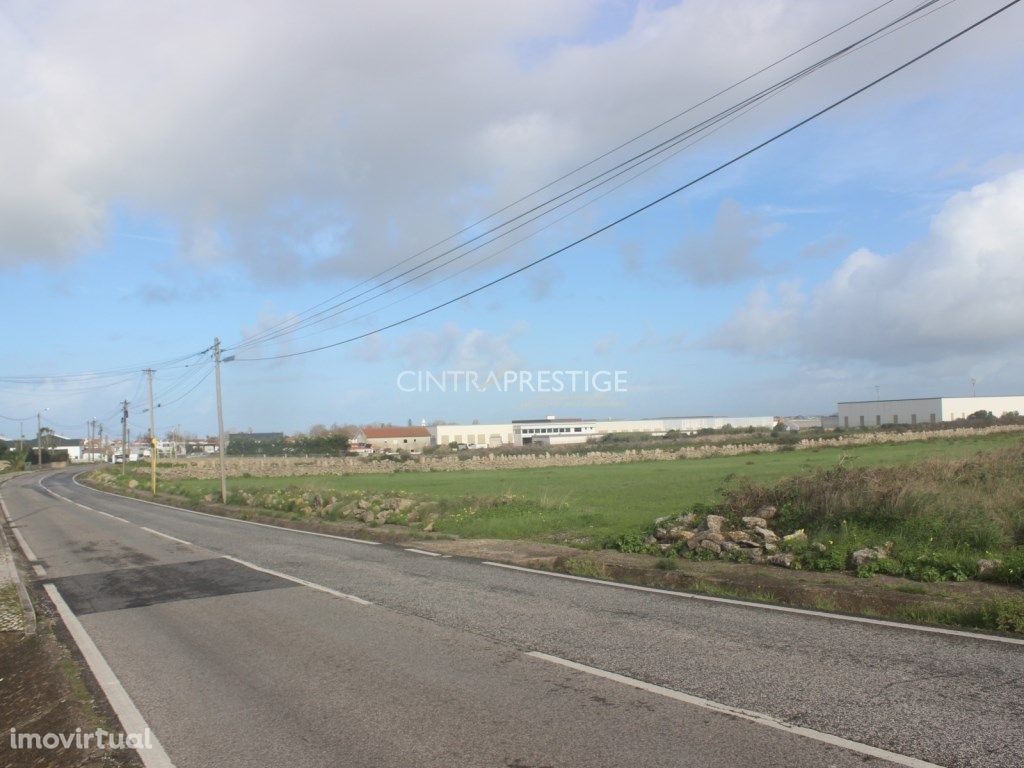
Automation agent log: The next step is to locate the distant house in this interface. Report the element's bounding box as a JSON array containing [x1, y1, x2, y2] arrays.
[[355, 426, 431, 452], [18, 433, 84, 462]]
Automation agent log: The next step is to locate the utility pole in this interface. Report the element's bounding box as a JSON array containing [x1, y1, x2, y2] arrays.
[[145, 369, 157, 494], [36, 412, 42, 469], [214, 338, 228, 504], [971, 378, 977, 397], [121, 401, 129, 476]]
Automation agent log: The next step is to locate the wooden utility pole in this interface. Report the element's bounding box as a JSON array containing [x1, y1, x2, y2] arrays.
[[145, 369, 157, 494], [121, 400, 129, 476], [214, 338, 228, 504]]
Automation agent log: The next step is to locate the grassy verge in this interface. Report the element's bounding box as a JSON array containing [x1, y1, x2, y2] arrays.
[[105, 431, 1021, 545]]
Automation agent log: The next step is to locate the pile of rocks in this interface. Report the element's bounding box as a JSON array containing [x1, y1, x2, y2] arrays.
[[649, 506, 813, 568]]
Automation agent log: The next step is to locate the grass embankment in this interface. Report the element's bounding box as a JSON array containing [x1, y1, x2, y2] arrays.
[[135, 432, 1018, 543], [93, 433, 1024, 633]]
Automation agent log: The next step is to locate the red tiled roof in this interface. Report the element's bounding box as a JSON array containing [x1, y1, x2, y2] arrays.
[[361, 426, 430, 438]]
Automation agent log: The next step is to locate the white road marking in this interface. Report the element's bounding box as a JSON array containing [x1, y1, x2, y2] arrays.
[[484, 561, 1024, 647], [404, 547, 443, 557], [11, 527, 38, 561], [72, 473, 380, 547], [139, 527, 195, 547], [221, 555, 371, 606], [43, 584, 176, 768], [32, 563, 47, 577], [38, 477, 139, 524], [528, 652, 944, 767]]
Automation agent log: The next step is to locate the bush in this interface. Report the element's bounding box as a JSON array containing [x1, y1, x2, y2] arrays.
[[608, 531, 655, 554], [980, 597, 1024, 633]]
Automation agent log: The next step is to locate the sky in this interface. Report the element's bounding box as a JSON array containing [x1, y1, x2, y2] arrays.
[[2, 0, 1024, 439]]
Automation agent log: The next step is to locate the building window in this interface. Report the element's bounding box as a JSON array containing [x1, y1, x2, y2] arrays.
[[574, 427, 581, 432], [930, 413, 936, 423]]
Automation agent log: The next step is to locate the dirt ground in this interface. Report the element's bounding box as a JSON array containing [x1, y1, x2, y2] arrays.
[[0, 504, 139, 768], [0, 627, 140, 768]]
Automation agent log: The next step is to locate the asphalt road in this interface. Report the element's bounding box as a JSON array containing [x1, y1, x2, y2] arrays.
[[2, 468, 1022, 768]]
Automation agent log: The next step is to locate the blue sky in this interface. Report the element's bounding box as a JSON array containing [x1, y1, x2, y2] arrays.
[[2, 0, 1024, 438]]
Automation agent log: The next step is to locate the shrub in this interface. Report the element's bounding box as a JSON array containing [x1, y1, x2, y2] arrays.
[[980, 598, 1024, 633], [609, 532, 655, 554]]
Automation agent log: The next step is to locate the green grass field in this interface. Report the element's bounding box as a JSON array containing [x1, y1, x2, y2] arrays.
[[159, 432, 1024, 544]]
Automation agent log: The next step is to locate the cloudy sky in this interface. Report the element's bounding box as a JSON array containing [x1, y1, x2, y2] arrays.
[[2, 0, 1023, 438]]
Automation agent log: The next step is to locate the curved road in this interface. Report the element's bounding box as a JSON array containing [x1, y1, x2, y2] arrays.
[[1, 468, 1021, 767]]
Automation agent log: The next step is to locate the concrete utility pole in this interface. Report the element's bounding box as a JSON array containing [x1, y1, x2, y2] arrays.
[[121, 400, 129, 476], [214, 338, 228, 504], [145, 369, 157, 494], [36, 412, 42, 469]]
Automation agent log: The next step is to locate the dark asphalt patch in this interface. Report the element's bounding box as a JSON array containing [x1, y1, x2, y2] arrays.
[[50, 557, 295, 615]]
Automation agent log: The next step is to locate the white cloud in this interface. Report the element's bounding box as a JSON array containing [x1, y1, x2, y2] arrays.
[[713, 167, 1024, 363], [0, 0, 923, 276], [668, 199, 768, 284]]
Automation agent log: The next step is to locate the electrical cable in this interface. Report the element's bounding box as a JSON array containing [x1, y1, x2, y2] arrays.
[[235, 0, 1019, 362], [231, 0, 909, 351], [232, 0, 947, 352]]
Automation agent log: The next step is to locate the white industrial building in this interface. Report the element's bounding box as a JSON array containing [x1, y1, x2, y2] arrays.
[[430, 415, 776, 448], [429, 423, 516, 448], [837, 396, 1024, 428]]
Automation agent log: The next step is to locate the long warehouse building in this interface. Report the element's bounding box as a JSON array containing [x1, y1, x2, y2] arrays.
[[837, 395, 1024, 428], [430, 415, 776, 448]]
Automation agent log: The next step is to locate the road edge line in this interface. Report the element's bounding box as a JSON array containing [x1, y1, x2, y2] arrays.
[[483, 561, 1024, 647], [526, 651, 943, 768], [43, 584, 175, 767]]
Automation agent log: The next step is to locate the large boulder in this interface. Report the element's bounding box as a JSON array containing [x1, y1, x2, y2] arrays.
[[754, 526, 779, 544], [850, 541, 894, 568], [686, 531, 725, 550], [782, 529, 807, 545], [665, 527, 695, 542], [977, 558, 1001, 576], [699, 539, 722, 555], [769, 552, 795, 568], [676, 512, 698, 528], [699, 514, 727, 533], [727, 530, 754, 544], [741, 516, 767, 529]]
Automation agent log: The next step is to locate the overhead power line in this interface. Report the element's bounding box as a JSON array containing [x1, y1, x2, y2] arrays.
[[235, 0, 1019, 362], [0, 349, 210, 385], [230, 0, 927, 352]]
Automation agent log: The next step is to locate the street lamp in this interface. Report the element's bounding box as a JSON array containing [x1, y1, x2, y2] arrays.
[[36, 408, 49, 469]]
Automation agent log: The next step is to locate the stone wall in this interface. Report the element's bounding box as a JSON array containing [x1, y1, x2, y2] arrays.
[[155, 424, 1024, 480]]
